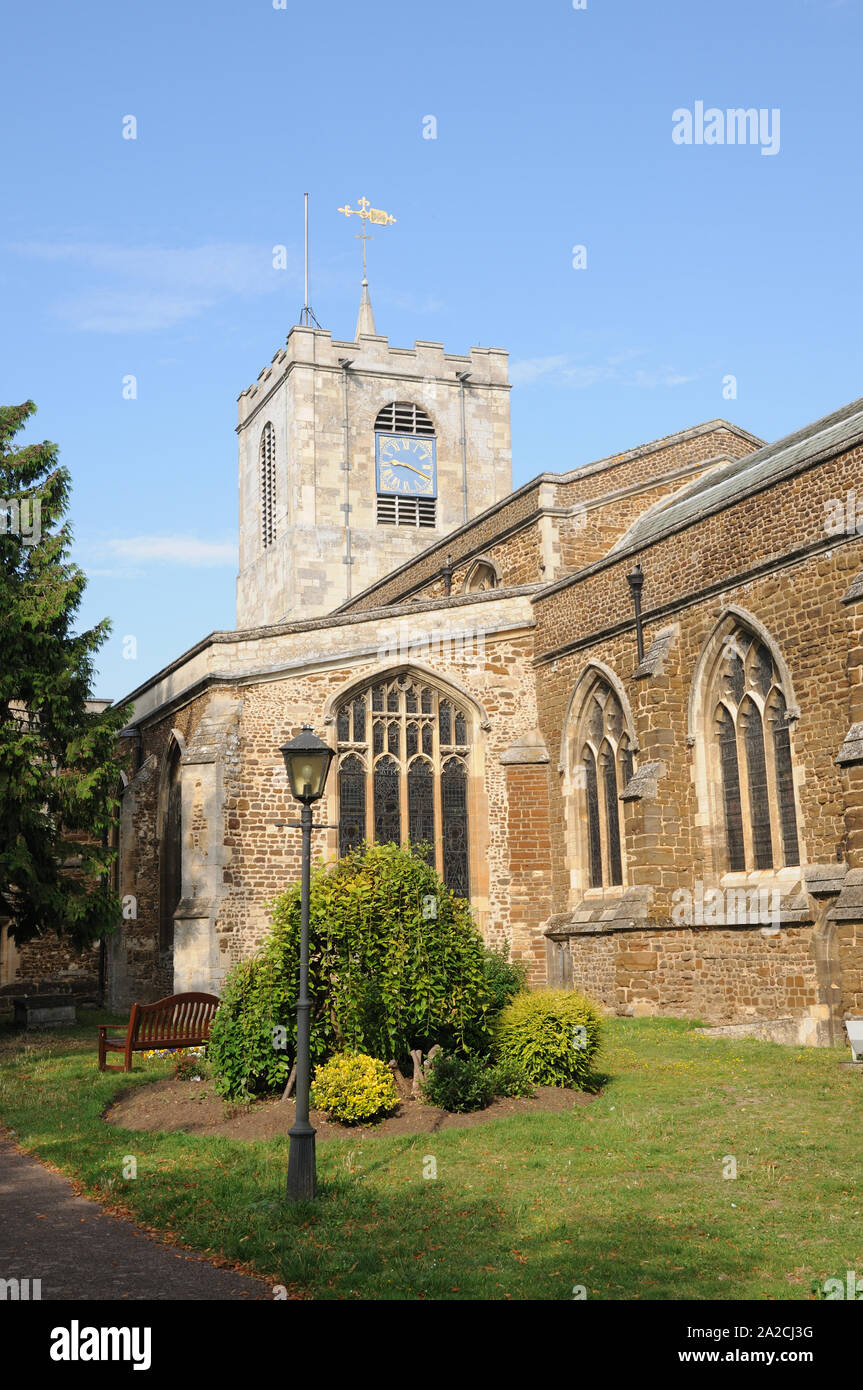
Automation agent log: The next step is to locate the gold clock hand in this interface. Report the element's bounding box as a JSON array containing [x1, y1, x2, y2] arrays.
[[391, 460, 430, 478]]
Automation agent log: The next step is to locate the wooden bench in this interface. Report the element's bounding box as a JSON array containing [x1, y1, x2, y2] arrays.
[[97, 992, 220, 1073]]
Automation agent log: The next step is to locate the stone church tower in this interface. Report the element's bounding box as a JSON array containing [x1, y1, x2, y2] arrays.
[[235, 294, 513, 626]]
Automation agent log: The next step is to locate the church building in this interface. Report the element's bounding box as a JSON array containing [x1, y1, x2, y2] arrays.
[[93, 276, 863, 1047]]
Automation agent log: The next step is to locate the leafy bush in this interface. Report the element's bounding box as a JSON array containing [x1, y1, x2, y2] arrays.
[[208, 954, 293, 1099], [482, 944, 528, 1016], [310, 1052, 399, 1125], [421, 1052, 495, 1113], [209, 841, 492, 1099], [494, 990, 603, 1089], [487, 1057, 535, 1098]]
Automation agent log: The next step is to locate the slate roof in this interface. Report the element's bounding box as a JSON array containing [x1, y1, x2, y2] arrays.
[[615, 394, 863, 553]]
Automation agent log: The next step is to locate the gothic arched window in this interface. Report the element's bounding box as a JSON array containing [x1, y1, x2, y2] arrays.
[[464, 560, 498, 593], [260, 422, 276, 548], [573, 677, 631, 890], [159, 741, 182, 952], [708, 628, 800, 872], [374, 402, 437, 529], [334, 676, 471, 897]]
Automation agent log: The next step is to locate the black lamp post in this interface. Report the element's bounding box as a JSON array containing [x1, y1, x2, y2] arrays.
[[626, 562, 645, 665], [279, 725, 335, 1202]]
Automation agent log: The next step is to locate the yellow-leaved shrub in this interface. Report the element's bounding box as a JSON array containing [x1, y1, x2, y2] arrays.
[[310, 1052, 399, 1125]]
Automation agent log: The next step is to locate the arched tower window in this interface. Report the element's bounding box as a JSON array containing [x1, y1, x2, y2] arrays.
[[334, 675, 472, 898], [374, 402, 437, 529], [159, 741, 183, 953], [260, 422, 276, 549], [704, 625, 801, 872], [571, 676, 631, 890]]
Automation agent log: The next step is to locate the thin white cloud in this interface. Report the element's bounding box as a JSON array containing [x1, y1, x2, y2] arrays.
[[509, 355, 571, 387], [106, 535, 238, 567], [510, 350, 697, 391], [8, 240, 301, 333]]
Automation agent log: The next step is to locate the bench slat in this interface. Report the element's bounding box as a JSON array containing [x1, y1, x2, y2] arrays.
[[97, 993, 220, 1073]]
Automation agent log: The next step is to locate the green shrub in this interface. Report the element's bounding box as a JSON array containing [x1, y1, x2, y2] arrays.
[[310, 1052, 399, 1125], [209, 841, 492, 1099], [208, 955, 292, 1100], [482, 944, 528, 1015], [422, 1052, 495, 1113], [494, 990, 603, 1089], [487, 1057, 535, 1098]]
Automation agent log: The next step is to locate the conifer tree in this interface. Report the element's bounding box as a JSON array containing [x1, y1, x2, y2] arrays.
[[0, 401, 129, 948]]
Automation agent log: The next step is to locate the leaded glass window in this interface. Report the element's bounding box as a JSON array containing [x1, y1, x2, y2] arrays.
[[338, 754, 366, 857], [575, 676, 631, 890], [601, 745, 622, 887], [718, 705, 745, 872], [583, 747, 602, 889], [441, 758, 469, 898], [710, 626, 801, 871], [373, 755, 401, 845], [769, 692, 800, 868], [335, 677, 473, 897], [408, 758, 435, 860]]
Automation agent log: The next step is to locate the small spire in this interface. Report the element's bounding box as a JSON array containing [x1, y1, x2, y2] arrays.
[[355, 277, 376, 338]]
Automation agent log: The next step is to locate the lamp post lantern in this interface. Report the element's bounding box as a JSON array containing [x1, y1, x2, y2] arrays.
[[279, 725, 335, 1202]]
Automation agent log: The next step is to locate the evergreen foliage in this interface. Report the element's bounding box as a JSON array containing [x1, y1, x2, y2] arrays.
[[0, 401, 129, 948]]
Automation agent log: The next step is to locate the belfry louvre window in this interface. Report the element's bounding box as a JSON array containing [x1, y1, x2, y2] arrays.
[[374, 401, 437, 528], [376, 496, 436, 527], [711, 630, 800, 872], [374, 402, 435, 436], [335, 677, 470, 898], [260, 422, 276, 548], [574, 678, 631, 890]]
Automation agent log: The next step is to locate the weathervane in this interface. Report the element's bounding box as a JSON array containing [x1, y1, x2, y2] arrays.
[[337, 197, 396, 281]]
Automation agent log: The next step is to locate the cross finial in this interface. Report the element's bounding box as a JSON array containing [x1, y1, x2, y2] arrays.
[[337, 197, 396, 338]]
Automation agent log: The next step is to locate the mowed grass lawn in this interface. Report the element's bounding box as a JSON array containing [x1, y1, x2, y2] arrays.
[[1, 1013, 861, 1300]]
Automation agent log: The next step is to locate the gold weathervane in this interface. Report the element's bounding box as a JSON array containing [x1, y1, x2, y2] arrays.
[[337, 197, 396, 280]]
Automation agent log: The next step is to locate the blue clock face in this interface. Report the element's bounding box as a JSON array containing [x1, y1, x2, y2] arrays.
[[375, 434, 437, 498]]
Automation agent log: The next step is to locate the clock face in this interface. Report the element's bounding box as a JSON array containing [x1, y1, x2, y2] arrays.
[[375, 433, 437, 498]]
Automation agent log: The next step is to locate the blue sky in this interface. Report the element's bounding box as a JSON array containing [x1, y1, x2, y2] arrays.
[[2, 0, 861, 702]]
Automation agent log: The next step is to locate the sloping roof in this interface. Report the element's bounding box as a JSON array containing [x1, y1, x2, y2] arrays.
[[615, 394, 863, 553]]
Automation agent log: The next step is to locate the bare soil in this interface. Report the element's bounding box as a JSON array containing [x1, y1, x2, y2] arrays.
[[104, 1073, 596, 1143]]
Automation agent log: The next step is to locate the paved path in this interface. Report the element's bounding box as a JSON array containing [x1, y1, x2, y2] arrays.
[[0, 1141, 271, 1300]]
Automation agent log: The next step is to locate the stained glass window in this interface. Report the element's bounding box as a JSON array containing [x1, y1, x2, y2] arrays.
[[709, 625, 802, 872], [718, 705, 746, 872], [575, 677, 631, 891], [601, 747, 622, 887], [352, 698, 366, 743], [334, 679, 473, 895], [441, 758, 469, 898], [338, 754, 366, 857], [770, 694, 800, 867], [374, 755, 401, 845], [583, 747, 603, 889], [743, 703, 773, 870], [439, 702, 452, 745], [408, 759, 435, 859]]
